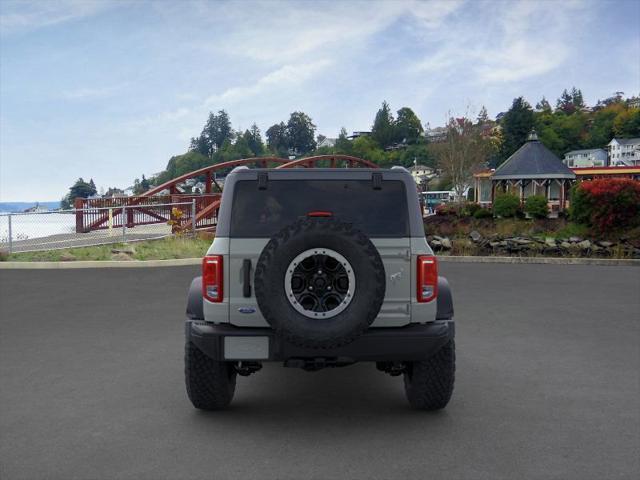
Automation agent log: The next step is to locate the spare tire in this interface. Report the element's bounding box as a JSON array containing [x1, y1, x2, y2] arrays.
[[254, 217, 385, 349]]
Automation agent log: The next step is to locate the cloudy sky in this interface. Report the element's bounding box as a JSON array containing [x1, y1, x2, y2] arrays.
[[1, 0, 638, 201]]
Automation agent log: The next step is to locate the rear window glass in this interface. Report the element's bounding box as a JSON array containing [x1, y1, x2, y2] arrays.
[[230, 179, 409, 237]]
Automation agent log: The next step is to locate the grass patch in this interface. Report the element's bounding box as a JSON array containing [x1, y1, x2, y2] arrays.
[[3, 235, 212, 262], [553, 222, 590, 239]]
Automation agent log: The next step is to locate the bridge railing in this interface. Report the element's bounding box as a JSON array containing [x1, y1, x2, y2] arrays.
[[74, 194, 221, 233]]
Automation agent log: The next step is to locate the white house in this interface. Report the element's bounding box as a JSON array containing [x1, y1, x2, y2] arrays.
[[608, 138, 640, 166], [408, 164, 436, 185], [424, 126, 447, 143], [317, 137, 337, 148], [563, 148, 608, 168]]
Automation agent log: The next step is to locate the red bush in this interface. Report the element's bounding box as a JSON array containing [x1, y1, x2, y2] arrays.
[[571, 178, 640, 233], [435, 203, 458, 216]]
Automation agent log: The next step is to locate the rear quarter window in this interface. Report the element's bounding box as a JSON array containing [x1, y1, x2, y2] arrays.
[[230, 179, 409, 238]]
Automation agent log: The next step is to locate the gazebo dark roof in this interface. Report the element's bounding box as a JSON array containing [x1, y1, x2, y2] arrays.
[[493, 131, 576, 180]]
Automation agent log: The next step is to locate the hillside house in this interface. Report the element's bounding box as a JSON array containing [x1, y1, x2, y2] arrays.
[[608, 138, 640, 166], [563, 148, 608, 168]]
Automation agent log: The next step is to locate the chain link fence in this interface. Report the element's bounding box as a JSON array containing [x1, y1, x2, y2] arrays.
[[0, 201, 197, 254]]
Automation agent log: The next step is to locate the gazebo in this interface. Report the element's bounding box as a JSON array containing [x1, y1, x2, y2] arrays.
[[474, 131, 576, 216]]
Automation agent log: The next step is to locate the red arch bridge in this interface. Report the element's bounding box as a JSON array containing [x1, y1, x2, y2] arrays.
[[74, 155, 379, 234]]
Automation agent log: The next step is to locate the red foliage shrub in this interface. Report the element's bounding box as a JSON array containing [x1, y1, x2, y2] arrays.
[[571, 178, 640, 233], [435, 203, 458, 216]]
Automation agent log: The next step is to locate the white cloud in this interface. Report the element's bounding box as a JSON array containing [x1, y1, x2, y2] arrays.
[[412, 0, 584, 84], [205, 60, 333, 105], [0, 0, 115, 35]]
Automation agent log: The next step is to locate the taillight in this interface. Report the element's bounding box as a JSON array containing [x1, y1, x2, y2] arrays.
[[417, 255, 438, 302], [202, 255, 223, 302], [307, 211, 333, 217]]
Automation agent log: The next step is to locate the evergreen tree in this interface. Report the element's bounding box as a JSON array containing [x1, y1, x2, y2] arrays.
[[335, 127, 352, 154], [499, 97, 535, 163], [200, 110, 233, 155], [535, 97, 552, 113], [556, 89, 576, 114], [140, 174, 150, 192], [371, 101, 395, 148], [189, 135, 209, 156], [477, 106, 490, 124], [395, 107, 424, 143], [243, 123, 264, 156], [64, 178, 98, 206], [571, 87, 585, 110]]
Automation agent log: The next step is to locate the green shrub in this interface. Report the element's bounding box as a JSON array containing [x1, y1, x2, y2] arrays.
[[461, 202, 481, 217], [524, 195, 549, 219], [569, 184, 593, 225], [473, 208, 493, 219], [493, 193, 521, 218]]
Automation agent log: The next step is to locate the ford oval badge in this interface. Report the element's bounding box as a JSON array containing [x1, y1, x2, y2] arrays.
[[238, 307, 256, 314]]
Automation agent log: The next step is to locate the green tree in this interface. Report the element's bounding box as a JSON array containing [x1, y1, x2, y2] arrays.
[[199, 110, 233, 156], [160, 151, 210, 183], [243, 124, 264, 156], [499, 97, 535, 163], [266, 122, 289, 156], [371, 101, 395, 148], [351, 136, 385, 164], [535, 96, 552, 113], [62, 178, 98, 207], [133, 175, 151, 195], [585, 105, 620, 147], [335, 127, 352, 154], [189, 135, 209, 157], [395, 107, 423, 144], [613, 109, 640, 137], [571, 87, 585, 110], [556, 89, 576, 114], [477, 106, 490, 124], [286, 111, 317, 155]]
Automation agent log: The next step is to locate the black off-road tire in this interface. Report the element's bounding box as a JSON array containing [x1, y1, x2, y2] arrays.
[[185, 341, 237, 410], [254, 217, 385, 349], [403, 340, 455, 410]]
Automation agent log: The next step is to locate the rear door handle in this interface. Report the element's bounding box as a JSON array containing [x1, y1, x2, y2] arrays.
[[242, 259, 252, 297]]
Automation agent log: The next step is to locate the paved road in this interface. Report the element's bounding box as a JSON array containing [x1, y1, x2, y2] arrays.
[[1, 264, 638, 480]]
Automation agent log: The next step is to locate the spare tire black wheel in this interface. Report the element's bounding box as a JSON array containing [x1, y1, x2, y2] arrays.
[[254, 217, 386, 349]]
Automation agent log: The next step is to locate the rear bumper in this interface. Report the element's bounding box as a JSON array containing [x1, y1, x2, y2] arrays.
[[186, 320, 454, 362]]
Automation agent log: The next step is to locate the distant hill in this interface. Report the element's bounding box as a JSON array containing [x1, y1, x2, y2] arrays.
[[0, 201, 61, 213]]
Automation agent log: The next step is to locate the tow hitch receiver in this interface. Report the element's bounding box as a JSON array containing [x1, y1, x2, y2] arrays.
[[234, 362, 262, 376]]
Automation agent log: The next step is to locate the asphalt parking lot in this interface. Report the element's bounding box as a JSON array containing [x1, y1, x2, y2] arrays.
[[1, 263, 639, 480]]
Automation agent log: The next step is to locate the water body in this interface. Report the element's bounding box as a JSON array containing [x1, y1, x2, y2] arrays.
[[0, 213, 75, 243]]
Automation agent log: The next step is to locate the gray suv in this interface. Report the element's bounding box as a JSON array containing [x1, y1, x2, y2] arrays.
[[185, 167, 455, 410]]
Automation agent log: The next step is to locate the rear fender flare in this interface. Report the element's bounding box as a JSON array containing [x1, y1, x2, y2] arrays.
[[436, 276, 454, 320], [186, 276, 204, 320]]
